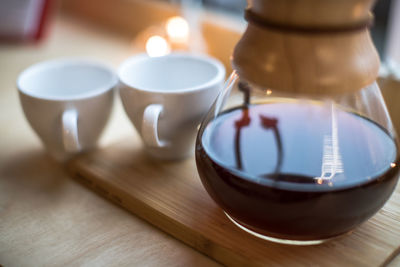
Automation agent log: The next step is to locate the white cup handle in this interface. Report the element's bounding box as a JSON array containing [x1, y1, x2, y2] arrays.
[[142, 104, 168, 147], [62, 109, 81, 153]]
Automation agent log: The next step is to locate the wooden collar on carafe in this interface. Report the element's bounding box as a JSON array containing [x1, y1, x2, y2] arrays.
[[232, 0, 381, 95]]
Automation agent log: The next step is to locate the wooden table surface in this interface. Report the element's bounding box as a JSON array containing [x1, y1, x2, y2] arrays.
[[0, 15, 220, 267], [1, 14, 400, 267]]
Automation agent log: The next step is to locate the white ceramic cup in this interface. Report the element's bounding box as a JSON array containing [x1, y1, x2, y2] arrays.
[[118, 53, 225, 160], [18, 58, 117, 161]]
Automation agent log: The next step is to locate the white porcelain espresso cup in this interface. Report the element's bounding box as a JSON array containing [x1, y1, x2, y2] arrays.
[[18, 58, 117, 161], [118, 53, 225, 160]]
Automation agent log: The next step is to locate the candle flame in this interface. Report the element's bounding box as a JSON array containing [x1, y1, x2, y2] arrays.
[[146, 35, 171, 57], [166, 16, 189, 43]]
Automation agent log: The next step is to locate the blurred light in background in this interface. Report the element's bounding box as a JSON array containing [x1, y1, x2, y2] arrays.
[[146, 35, 171, 57], [141, 16, 191, 56], [166, 16, 189, 43]]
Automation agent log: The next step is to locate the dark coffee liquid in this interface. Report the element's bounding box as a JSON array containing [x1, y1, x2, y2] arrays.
[[196, 101, 400, 240]]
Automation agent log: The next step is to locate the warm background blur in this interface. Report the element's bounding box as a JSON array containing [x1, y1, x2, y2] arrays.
[[2, 0, 400, 138], [1, 1, 400, 266], [1, 0, 399, 74]]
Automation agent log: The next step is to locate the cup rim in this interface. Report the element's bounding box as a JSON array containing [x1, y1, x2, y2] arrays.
[[118, 52, 226, 94], [17, 58, 118, 101]]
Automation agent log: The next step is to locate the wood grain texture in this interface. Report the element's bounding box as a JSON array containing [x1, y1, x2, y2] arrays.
[[233, 0, 380, 95], [0, 15, 220, 267], [1, 4, 400, 266], [68, 138, 400, 267]]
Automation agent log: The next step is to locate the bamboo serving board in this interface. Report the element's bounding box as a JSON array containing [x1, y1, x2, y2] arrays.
[[68, 138, 400, 266]]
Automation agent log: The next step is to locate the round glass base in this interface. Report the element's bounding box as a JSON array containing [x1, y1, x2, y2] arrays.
[[224, 212, 340, 246]]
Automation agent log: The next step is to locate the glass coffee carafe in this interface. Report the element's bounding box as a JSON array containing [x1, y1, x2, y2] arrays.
[[195, 0, 400, 245]]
